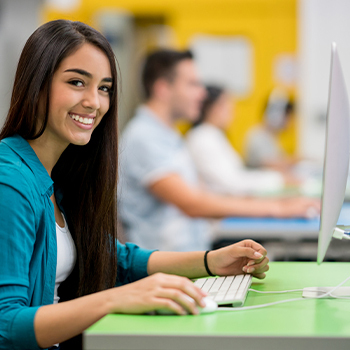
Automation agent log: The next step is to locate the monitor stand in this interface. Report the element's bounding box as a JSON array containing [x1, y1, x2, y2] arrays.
[[302, 287, 350, 298], [303, 225, 350, 298]]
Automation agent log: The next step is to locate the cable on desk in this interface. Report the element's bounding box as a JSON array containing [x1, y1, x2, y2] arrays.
[[217, 297, 305, 311], [217, 274, 350, 311], [330, 295, 350, 299], [248, 288, 303, 294], [327, 274, 350, 299]]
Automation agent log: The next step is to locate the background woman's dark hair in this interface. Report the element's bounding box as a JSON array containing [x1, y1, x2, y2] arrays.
[[142, 49, 193, 99], [0, 20, 119, 297], [192, 85, 224, 128], [261, 90, 295, 128]]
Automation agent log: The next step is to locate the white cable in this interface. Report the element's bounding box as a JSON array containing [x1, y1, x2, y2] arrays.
[[216, 274, 350, 312], [248, 288, 303, 294], [321, 274, 350, 298], [218, 297, 305, 311]]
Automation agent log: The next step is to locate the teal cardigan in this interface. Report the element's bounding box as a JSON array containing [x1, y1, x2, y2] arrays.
[[0, 135, 154, 350]]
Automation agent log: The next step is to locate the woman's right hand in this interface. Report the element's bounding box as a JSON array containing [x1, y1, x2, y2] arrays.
[[105, 273, 207, 315]]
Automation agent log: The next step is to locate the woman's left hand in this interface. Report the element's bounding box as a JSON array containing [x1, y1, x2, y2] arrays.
[[206, 239, 269, 279]]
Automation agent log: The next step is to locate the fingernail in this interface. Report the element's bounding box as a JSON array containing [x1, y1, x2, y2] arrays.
[[247, 261, 255, 266], [242, 266, 247, 273], [254, 252, 263, 258], [247, 267, 255, 273]]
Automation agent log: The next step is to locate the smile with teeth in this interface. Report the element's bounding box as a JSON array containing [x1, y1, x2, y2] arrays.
[[69, 113, 94, 125]]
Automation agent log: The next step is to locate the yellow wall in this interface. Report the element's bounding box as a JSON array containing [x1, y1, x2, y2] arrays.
[[43, 0, 297, 155]]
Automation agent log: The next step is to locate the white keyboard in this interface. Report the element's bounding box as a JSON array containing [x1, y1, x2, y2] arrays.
[[193, 274, 252, 307]]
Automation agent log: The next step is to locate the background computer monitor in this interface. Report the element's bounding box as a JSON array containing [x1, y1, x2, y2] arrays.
[[317, 42, 350, 264]]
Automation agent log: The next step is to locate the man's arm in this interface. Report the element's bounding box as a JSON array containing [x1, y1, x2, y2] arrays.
[[149, 174, 319, 218]]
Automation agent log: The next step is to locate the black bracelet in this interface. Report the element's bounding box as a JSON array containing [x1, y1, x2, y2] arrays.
[[204, 250, 215, 276]]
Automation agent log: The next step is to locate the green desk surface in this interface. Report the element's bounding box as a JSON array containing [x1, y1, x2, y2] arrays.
[[84, 262, 350, 350]]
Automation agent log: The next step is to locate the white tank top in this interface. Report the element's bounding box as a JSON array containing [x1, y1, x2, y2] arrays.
[[54, 215, 77, 304]]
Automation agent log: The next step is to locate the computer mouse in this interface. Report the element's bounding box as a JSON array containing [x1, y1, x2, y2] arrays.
[[156, 296, 218, 315], [200, 296, 218, 313]]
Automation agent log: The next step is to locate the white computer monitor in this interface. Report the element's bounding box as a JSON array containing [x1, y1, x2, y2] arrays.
[[317, 42, 350, 264]]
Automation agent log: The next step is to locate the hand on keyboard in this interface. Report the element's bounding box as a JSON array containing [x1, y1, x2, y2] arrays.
[[204, 239, 269, 279]]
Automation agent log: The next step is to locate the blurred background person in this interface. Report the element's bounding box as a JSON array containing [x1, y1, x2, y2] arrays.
[[118, 49, 320, 252], [244, 88, 298, 172], [186, 85, 286, 196]]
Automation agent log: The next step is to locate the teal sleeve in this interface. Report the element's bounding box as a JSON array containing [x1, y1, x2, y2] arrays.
[[0, 170, 41, 350], [115, 241, 156, 286]]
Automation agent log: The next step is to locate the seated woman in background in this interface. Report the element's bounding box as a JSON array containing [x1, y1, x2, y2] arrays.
[[244, 88, 298, 171], [186, 85, 285, 196], [0, 20, 269, 350]]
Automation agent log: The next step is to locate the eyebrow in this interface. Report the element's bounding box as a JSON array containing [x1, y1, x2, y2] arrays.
[[64, 68, 113, 83]]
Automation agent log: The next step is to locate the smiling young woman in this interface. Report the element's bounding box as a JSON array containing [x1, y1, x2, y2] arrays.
[[0, 20, 269, 350], [40, 43, 112, 149], [0, 20, 121, 349]]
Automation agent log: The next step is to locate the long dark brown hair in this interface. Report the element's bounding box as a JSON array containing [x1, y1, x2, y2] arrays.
[[0, 20, 119, 297]]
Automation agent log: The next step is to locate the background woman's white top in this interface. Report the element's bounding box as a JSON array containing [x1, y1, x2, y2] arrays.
[[186, 123, 284, 196]]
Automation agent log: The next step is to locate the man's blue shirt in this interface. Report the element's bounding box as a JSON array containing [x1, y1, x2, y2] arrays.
[[118, 106, 211, 252]]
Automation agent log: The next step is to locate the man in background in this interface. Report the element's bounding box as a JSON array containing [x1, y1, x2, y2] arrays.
[[118, 49, 319, 252]]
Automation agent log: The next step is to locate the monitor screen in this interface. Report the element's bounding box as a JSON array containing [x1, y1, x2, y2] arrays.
[[317, 42, 350, 264]]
